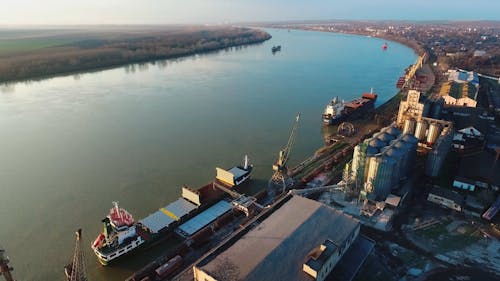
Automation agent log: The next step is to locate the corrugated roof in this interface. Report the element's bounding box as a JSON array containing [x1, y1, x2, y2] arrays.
[[198, 196, 359, 281], [139, 210, 175, 233], [176, 200, 232, 237], [457, 71, 468, 82], [166, 198, 198, 218], [139, 198, 198, 233]]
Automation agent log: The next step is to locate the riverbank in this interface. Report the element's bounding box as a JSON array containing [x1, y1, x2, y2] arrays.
[[0, 26, 271, 84], [262, 24, 426, 58]]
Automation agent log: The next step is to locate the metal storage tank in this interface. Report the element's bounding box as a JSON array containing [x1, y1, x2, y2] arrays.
[[414, 120, 428, 141], [385, 126, 402, 137], [403, 133, 419, 146], [384, 147, 404, 187], [426, 123, 442, 145], [431, 99, 443, 119], [366, 145, 379, 155], [402, 134, 418, 173], [369, 138, 387, 149], [394, 141, 411, 177], [377, 132, 395, 143], [364, 156, 379, 192], [372, 156, 396, 200], [403, 118, 416, 135], [351, 142, 369, 184]]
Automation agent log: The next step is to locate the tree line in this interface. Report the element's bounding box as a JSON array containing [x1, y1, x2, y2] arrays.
[[0, 27, 271, 83]]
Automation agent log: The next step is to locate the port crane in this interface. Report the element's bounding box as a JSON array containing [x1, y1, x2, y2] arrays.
[[0, 247, 15, 281], [269, 113, 300, 193], [65, 229, 88, 281]]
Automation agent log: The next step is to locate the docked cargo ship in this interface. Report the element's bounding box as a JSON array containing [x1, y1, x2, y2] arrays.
[[322, 89, 378, 126], [215, 155, 252, 187], [91, 156, 252, 265], [322, 97, 345, 125]]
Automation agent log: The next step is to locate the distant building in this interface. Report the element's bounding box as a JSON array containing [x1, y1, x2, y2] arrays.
[[193, 195, 373, 281], [427, 187, 464, 212], [473, 50, 487, 57], [439, 81, 478, 107], [447, 69, 479, 87], [438, 70, 479, 108]]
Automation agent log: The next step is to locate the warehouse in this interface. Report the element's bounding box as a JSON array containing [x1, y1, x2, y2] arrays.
[[193, 195, 372, 281]]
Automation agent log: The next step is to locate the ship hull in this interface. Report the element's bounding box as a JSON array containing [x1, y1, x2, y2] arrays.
[[323, 115, 344, 126], [92, 160, 253, 266]]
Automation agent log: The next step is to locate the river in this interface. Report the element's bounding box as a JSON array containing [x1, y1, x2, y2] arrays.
[[0, 28, 416, 280]]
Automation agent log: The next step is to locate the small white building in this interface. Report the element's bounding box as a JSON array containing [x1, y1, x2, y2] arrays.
[[427, 187, 464, 212]]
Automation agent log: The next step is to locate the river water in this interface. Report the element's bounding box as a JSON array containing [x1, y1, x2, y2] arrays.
[[0, 28, 416, 280]]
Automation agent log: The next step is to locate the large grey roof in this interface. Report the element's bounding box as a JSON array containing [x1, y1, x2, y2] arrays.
[[198, 196, 359, 281], [139, 198, 198, 233], [176, 200, 232, 237]]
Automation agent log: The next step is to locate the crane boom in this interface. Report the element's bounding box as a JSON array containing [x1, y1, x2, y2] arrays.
[[274, 113, 300, 171]]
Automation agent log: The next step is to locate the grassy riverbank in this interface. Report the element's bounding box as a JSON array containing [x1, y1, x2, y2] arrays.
[[0, 26, 271, 83]]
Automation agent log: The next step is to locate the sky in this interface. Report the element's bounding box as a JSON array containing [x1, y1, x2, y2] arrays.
[[1, 0, 499, 25]]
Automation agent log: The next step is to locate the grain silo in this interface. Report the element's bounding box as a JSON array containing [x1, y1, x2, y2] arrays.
[[414, 120, 428, 141], [427, 123, 442, 145], [403, 118, 416, 135]]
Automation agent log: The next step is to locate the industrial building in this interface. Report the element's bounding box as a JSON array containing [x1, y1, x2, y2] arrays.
[[435, 70, 480, 108], [396, 90, 427, 127], [423, 121, 454, 177], [394, 90, 454, 177], [438, 81, 478, 107], [452, 126, 485, 155], [427, 187, 464, 212], [396, 90, 444, 127], [447, 69, 479, 87], [349, 124, 417, 201], [193, 195, 373, 281], [453, 150, 500, 192]]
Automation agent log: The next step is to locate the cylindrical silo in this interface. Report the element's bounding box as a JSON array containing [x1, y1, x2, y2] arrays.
[[351, 142, 369, 183], [427, 123, 442, 145], [402, 134, 418, 173], [431, 100, 443, 119], [365, 156, 379, 192], [403, 118, 416, 135], [394, 141, 409, 179], [373, 155, 396, 200], [377, 131, 395, 143], [369, 138, 387, 149], [385, 126, 402, 137], [415, 120, 428, 141], [384, 147, 403, 188]]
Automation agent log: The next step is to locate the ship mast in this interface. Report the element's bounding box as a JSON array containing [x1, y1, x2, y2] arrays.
[[244, 155, 249, 170], [112, 201, 123, 221], [0, 247, 15, 281]]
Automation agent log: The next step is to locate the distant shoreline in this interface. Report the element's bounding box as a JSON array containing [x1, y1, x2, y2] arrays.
[[0, 27, 271, 84], [263, 25, 425, 57]]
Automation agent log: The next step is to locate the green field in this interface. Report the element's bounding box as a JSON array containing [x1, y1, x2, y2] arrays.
[[0, 37, 79, 54]]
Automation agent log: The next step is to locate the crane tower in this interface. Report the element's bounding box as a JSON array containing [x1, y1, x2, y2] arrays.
[[65, 229, 88, 281], [269, 113, 300, 193]]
